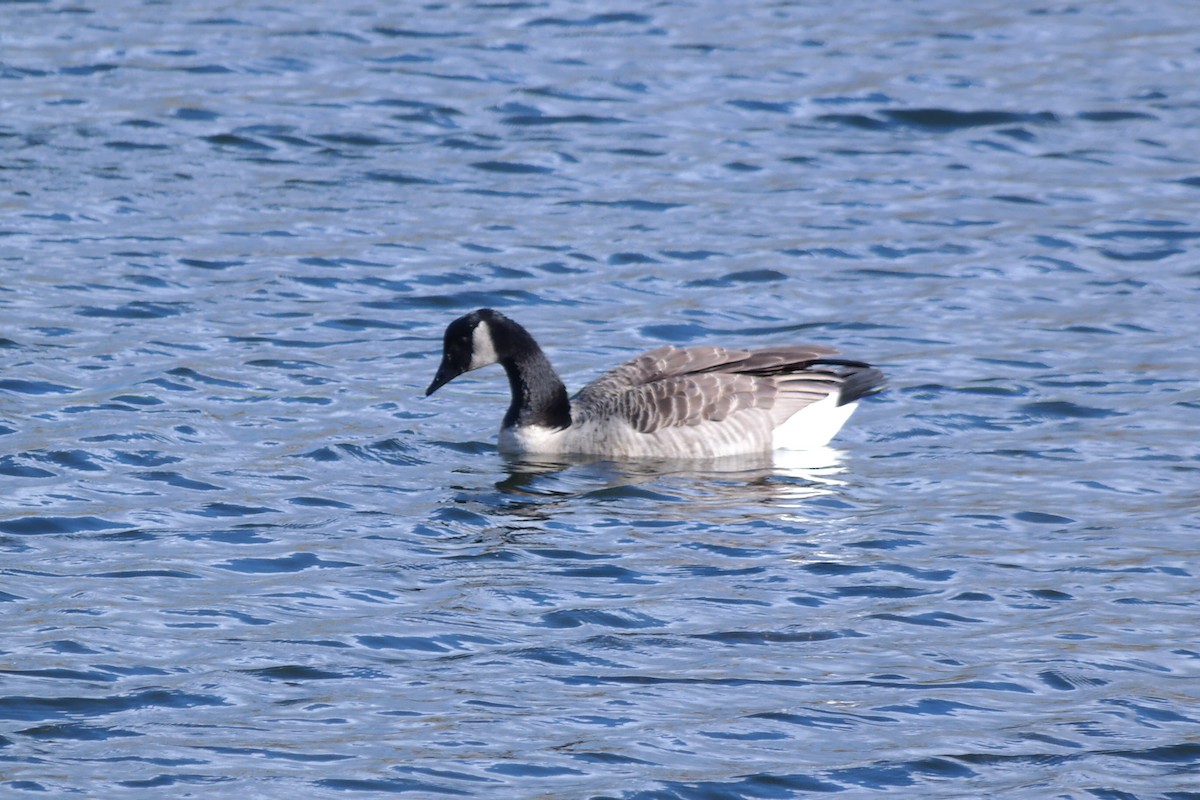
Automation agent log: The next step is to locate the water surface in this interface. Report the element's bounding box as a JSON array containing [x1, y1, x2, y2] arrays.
[[2, 1, 1199, 798]]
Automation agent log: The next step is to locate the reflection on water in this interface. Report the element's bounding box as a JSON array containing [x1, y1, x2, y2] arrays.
[[2, 0, 1198, 797], [495, 445, 850, 520]]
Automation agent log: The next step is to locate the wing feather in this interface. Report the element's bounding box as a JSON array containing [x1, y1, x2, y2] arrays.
[[572, 344, 853, 434]]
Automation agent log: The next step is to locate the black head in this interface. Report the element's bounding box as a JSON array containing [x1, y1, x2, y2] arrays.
[[425, 308, 505, 396]]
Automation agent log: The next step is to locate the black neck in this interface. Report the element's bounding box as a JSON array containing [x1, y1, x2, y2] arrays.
[[490, 318, 572, 430]]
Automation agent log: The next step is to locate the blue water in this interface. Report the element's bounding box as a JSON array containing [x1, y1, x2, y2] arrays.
[[3, 2, 1199, 798]]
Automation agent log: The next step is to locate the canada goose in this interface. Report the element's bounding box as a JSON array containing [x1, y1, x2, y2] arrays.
[[425, 308, 884, 458]]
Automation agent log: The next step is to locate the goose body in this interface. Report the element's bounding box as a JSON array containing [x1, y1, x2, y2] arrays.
[[425, 309, 884, 459]]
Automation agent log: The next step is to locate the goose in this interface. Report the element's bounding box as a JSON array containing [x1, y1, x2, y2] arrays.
[[425, 308, 884, 459]]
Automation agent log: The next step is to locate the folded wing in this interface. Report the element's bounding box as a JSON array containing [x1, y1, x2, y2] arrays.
[[572, 345, 877, 434]]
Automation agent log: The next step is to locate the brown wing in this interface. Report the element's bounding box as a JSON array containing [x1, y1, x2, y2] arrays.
[[572, 344, 844, 433]]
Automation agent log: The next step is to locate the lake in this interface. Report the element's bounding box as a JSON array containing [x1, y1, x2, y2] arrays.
[[2, 1, 1198, 797]]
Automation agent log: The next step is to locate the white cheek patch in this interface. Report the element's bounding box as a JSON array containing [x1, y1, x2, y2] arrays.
[[468, 320, 499, 370]]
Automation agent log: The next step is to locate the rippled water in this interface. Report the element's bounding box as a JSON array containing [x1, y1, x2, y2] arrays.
[[3, 2, 1199, 797]]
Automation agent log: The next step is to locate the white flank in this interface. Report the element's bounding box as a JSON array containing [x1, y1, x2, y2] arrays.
[[772, 395, 858, 451], [468, 320, 499, 371], [499, 400, 860, 458]]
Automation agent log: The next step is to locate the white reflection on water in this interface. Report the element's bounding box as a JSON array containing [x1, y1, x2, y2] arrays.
[[491, 444, 850, 525]]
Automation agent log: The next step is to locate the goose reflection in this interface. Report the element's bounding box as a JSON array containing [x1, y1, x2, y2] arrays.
[[492, 446, 851, 523]]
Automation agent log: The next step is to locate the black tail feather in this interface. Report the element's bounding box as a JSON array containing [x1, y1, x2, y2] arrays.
[[808, 359, 887, 406]]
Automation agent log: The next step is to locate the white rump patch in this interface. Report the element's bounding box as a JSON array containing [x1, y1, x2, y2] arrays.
[[773, 395, 858, 451], [468, 320, 499, 371]]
